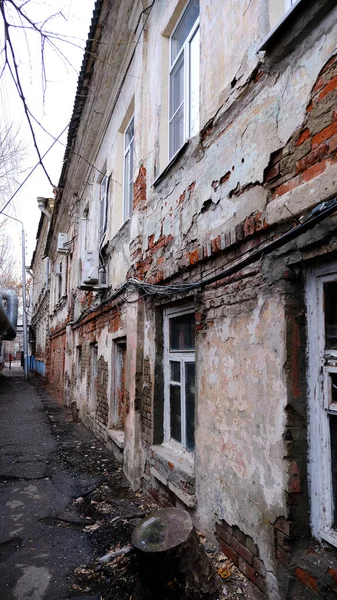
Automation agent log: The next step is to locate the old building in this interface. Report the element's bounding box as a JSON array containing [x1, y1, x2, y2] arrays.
[[31, 0, 337, 597], [29, 198, 54, 377]]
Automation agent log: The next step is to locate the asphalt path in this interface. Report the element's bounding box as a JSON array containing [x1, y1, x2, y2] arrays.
[[0, 364, 102, 600]]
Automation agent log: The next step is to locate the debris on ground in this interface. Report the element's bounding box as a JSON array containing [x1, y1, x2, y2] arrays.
[[35, 378, 264, 600]]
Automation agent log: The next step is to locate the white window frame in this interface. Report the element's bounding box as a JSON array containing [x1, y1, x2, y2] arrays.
[[81, 206, 89, 254], [307, 262, 337, 548], [168, 1, 200, 160], [123, 115, 134, 222], [99, 173, 108, 240], [89, 342, 98, 414], [44, 257, 50, 288], [284, 0, 297, 10], [55, 261, 63, 302], [163, 305, 195, 452]]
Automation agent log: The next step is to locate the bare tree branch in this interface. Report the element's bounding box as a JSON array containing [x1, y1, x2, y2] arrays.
[[0, 0, 54, 186]]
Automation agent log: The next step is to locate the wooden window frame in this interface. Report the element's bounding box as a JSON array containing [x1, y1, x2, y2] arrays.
[[168, 0, 200, 160], [307, 262, 337, 548], [163, 305, 195, 452]]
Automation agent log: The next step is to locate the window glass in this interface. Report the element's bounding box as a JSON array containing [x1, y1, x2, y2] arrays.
[[330, 416, 337, 526], [99, 175, 107, 237], [189, 27, 200, 137], [125, 117, 134, 149], [170, 360, 181, 382], [185, 362, 195, 451], [330, 373, 337, 404], [169, 0, 199, 159], [171, 0, 199, 63], [123, 116, 134, 221], [170, 54, 184, 119], [170, 384, 181, 442], [324, 282, 337, 348], [169, 313, 195, 351]]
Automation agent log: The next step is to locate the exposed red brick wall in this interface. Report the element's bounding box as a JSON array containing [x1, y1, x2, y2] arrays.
[[96, 355, 109, 440], [133, 165, 146, 211], [49, 330, 66, 404], [141, 357, 152, 445], [215, 519, 267, 595], [264, 53, 337, 198]]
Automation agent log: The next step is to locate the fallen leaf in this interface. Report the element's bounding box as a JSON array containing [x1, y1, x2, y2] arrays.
[[218, 565, 232, 580]]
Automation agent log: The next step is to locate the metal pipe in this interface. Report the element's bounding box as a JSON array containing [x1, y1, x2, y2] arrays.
[[1, 289, 18, 331], [0, 289, 18, 339], [2, 212, 29, 380]]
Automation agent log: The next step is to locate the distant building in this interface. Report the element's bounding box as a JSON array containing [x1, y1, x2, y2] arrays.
[[29, 198, 54, 377], [31, 1, 337, 598]]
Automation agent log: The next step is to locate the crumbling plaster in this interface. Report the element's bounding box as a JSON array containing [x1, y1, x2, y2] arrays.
[[145, 16, 337, 259], [195, 289, 288, 563]]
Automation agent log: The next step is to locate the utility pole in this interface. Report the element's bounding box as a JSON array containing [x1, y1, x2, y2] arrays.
[[2, 212, 29, 381]]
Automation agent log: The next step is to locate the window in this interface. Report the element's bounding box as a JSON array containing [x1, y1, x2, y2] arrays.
[[268, 0, 298, 31], [123, 116, 134, 222], [164, 308, 195, 451], [54, 261, 63, 301], [76, 345, 82, 381], [110, 339, 127, 429], [307, 263, 337, 547], [285, 0, 297, 10], [89, 343, 98, 414], [44, 257, 50, 288], [81, 206, 89, 253], [99, 174, 108, 240], [169, 0, 200, 159]]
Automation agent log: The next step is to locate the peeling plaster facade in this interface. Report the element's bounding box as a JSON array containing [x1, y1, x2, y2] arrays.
[[31, 0, 337, 597], [29, 200, 54, 377]]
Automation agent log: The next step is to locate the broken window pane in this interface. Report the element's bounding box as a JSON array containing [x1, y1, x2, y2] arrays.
[[324, 282, 337, 348], [170, 384, 181, 442], [169, 314, 195, 351], [330, 415, 337, 527], [185, 362, 195, 451]]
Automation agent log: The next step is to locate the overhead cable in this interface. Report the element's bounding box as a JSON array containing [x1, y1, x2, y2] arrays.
[[0, 124, 68, 215]]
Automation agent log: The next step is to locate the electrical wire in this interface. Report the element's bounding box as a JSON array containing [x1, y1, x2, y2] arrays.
[[70, 197, 337, 330], [0, 124, 68, 215], [124, 197, 337, 297]]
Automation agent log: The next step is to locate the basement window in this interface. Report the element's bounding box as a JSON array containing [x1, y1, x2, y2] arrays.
[[307, 263, 337, 547]]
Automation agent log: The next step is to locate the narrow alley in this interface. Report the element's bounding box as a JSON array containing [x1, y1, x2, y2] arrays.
[[0, 365, 263, 600], [0, 364, 151, 599]]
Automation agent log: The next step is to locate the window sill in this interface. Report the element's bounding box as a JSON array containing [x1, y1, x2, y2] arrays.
[[150, 443, 195, 508], [258, 0, 335, 54], [320, 528, 337, 549], [107, 428, 125, 450], [153, 141, 189, 188]]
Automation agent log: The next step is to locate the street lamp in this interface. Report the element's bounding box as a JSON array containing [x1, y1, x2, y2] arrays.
[[1, 212, 29, 380]]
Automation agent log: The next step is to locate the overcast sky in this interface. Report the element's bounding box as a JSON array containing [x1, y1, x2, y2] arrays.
[[0, 0, 96, 268]]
